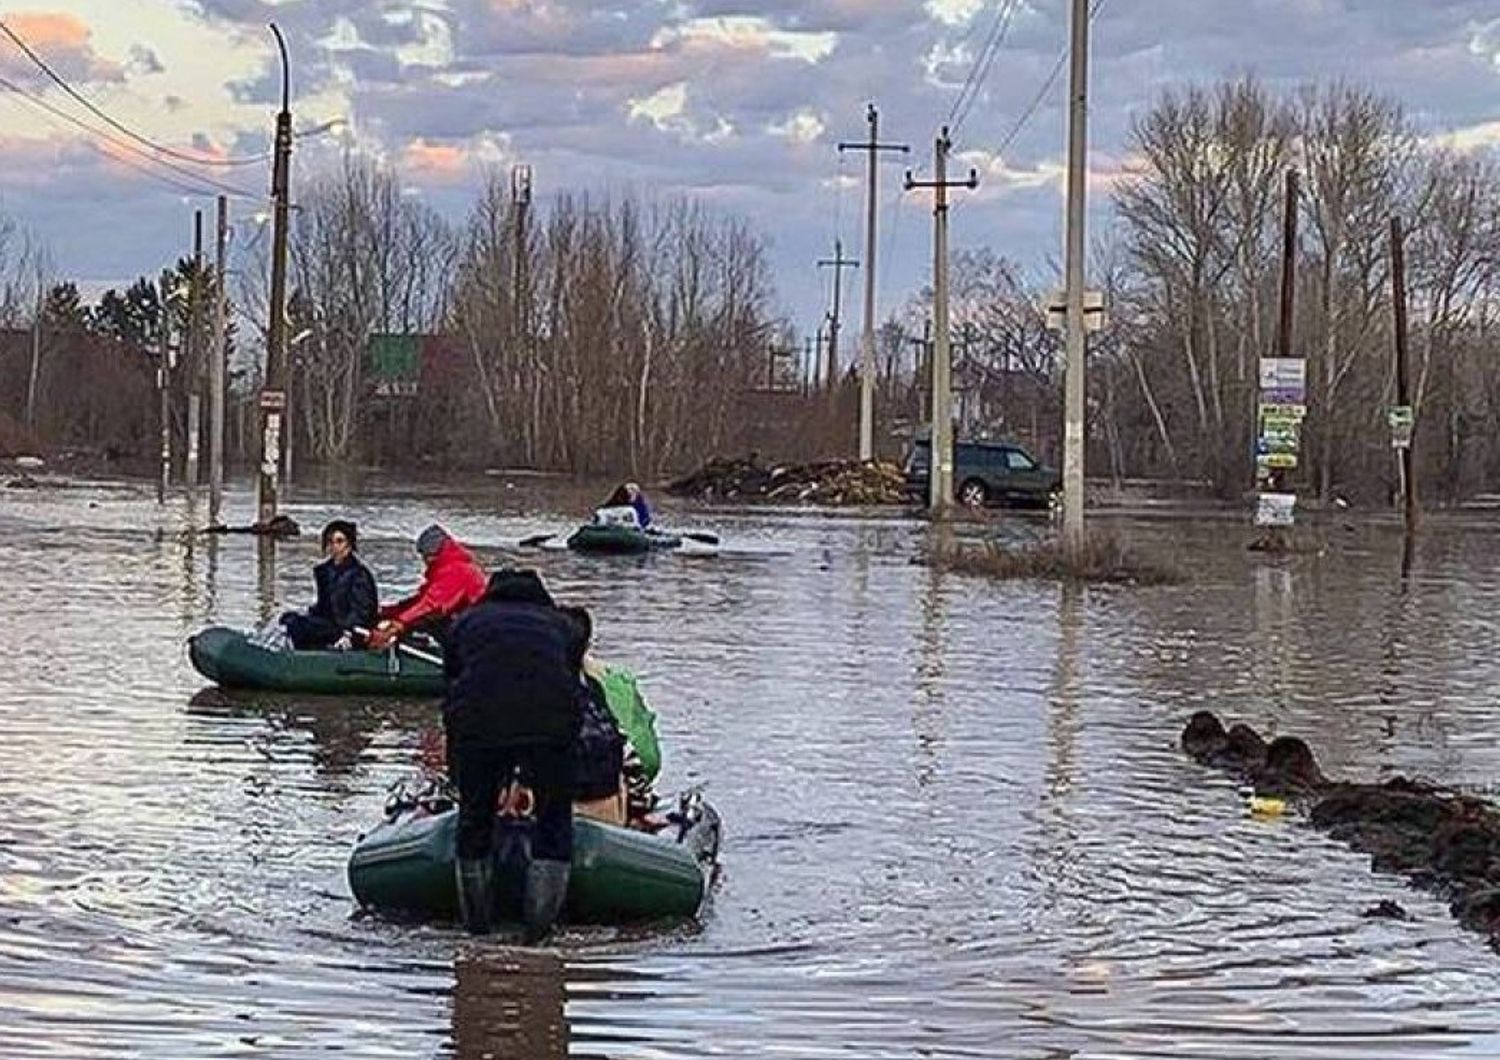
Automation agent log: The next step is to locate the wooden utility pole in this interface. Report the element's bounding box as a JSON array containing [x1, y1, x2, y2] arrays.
[[817, 239, 859, 403], [185, 209, 204, 487], [1060, 0, 1092, 555], [209, 196, 228, 528], [905, 127, 978, 516], [839, 104, 908, 460], [1390, 215, 1417, 535], [158, 330, 172, 506], [1276, 170, 1299, 363], [257, 23, 293, 528]]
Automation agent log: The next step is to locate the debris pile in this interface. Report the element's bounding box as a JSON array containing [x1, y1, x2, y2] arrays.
[[667, 456, 908, 505], [1183, 710, 1500, 951]]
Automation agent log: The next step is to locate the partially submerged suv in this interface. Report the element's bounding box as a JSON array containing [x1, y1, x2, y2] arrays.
[[904, 439, 1060, 508]]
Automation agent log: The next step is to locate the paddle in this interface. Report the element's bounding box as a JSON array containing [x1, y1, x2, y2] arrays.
[[672, 530, 720, 546], [518, 532, 555, 548], [353, 627, 443, 667]]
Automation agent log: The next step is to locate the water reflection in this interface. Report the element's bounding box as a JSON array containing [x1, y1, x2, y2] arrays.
[[4, 480, 1500, 1057], [450, 948, 568, 1059]]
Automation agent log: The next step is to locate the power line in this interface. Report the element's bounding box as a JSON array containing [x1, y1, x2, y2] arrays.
[[0, 17, 272, 168], [0, 75, 258, 199], [947, 0, 1021, 137], [994, 0, 1108, 159]]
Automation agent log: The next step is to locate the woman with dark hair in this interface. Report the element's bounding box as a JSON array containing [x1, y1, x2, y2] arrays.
[[280, 519, 379, 650], [599, 482, 652, 529]]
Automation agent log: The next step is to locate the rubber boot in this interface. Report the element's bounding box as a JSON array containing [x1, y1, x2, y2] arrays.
[[521, 859, 570, 944], [455, 857, 495, 935]]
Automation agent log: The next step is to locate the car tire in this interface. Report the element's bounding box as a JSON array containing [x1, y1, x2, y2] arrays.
[[958, 479, 989, 508]]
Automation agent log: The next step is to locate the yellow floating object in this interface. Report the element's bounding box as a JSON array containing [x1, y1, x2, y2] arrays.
[[1249, 795, 1287, 818]]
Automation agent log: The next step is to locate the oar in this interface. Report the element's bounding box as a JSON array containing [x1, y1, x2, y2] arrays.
[[672, 530, 720, 546], [518, 532, 555, 548], [353, 627, 443, 666]]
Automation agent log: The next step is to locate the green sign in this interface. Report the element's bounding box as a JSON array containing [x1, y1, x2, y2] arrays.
[[1388, 404, 1414, 449], [368, 334, 422, 398]]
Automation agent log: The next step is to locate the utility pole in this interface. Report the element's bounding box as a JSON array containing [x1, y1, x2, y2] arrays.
[[185, 209, 204, 487], [25, 279, 41, 430], [1058, 0, 1093, 554], [257, 22, 293, 529], [905, 127, 978, 516], [817, 239, 859, 404], [839, 104, 908, 461], [158, 329, 172, 506], [209, 195, 228, 528], [511, 164, 533, 464], [1390, 216, 1417, 536]]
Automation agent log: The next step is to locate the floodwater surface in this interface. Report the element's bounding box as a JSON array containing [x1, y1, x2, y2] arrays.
[[2, 473, 1500, 1058]]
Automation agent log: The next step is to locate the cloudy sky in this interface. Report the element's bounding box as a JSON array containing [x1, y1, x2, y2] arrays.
[[1, 0, 1497, 336]]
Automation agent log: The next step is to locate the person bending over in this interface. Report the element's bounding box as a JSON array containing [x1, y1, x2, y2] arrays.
[[369, 524, 486, 650]]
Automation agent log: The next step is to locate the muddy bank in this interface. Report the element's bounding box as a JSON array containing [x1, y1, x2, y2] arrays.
[[666, 455, 907, 505], [1183, 710, 1500, 948]]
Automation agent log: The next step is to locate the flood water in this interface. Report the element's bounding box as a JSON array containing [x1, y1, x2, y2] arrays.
[[3, 472, 1500, 1058]]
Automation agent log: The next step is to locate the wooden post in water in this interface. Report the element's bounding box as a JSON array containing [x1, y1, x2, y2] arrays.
[[1390, 216, 1417, 536]]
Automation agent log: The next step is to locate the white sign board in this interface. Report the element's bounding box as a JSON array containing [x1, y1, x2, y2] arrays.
[[1259, 358, 1306, 390], [1254, 491, 1297, 528]]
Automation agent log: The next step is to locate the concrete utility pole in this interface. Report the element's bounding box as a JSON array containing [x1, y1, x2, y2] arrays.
[[839, 104, 909, 461], [257, 22, 293, 528], [1060, 0, 1092, 555], [158, 330, 172, 506], [905, 127, 978, 516], [817, 239, 859, 403], [209, 195, 228, 528], [511, 164, 533, 463], [186, 209, 204, 487], [25, 279, 41, 430]]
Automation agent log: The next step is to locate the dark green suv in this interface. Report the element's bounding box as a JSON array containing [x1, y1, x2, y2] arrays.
[[904, 439, 1060, 508]]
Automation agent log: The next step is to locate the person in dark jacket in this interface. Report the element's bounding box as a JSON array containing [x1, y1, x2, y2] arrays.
[[443, 568, 581, 939], [280, 520, 378, 650]]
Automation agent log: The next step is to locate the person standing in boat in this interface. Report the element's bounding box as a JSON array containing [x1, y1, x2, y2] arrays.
[[443, 568, 582, 940], [600, 482, 653, 529], [279, 520, 378, 651], [368, 524, 487, 650]]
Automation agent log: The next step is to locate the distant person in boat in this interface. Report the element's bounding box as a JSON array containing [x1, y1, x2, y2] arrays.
[[600, 482, 652, 529], [279, 520, 378, 651], [559, 605, 656, 827], [444, 567, 582, 939], [368, 524, 487, 650]]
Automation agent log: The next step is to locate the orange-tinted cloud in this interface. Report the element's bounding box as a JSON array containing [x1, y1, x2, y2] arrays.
[[0, 11, 124, 86]]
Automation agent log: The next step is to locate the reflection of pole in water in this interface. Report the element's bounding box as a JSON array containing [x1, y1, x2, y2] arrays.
[[451, 948, 568, 1060], [1045, 583, 1084, 803], [203, 533, 221, 618], [256, 536, 278, 625], [912, 529, 952, 787], [1251, 563, 1295, 711]]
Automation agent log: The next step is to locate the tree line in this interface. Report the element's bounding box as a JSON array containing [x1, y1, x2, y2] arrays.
[[6, 76, 1498, 500]]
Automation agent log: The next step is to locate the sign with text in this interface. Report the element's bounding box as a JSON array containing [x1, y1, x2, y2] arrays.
[[1255, 491, 1297, 527], [1388, 405, 1414, 449]]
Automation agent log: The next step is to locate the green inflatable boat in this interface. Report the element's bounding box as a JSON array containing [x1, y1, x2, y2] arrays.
[[188, 625, 445, 696], [348, 786, 721, 924], [566, 523, 682, 555]]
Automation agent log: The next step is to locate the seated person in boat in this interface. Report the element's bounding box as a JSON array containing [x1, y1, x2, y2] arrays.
[[444, 568, 581, 939], [598, 482, 652, 529], [368, 524, 487, 650], [561, 605, 661, 827], [279, 519, 378, 651]]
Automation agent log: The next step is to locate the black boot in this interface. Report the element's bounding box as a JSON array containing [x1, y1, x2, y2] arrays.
[[522, 859, 570, 944], [455, 857, 495, 935]]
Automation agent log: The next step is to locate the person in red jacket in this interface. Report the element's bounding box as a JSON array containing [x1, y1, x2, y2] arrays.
[[367, 524, 487, 650]]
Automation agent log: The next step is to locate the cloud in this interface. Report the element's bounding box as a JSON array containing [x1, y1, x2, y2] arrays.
[[0, 11, 124, 86]]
